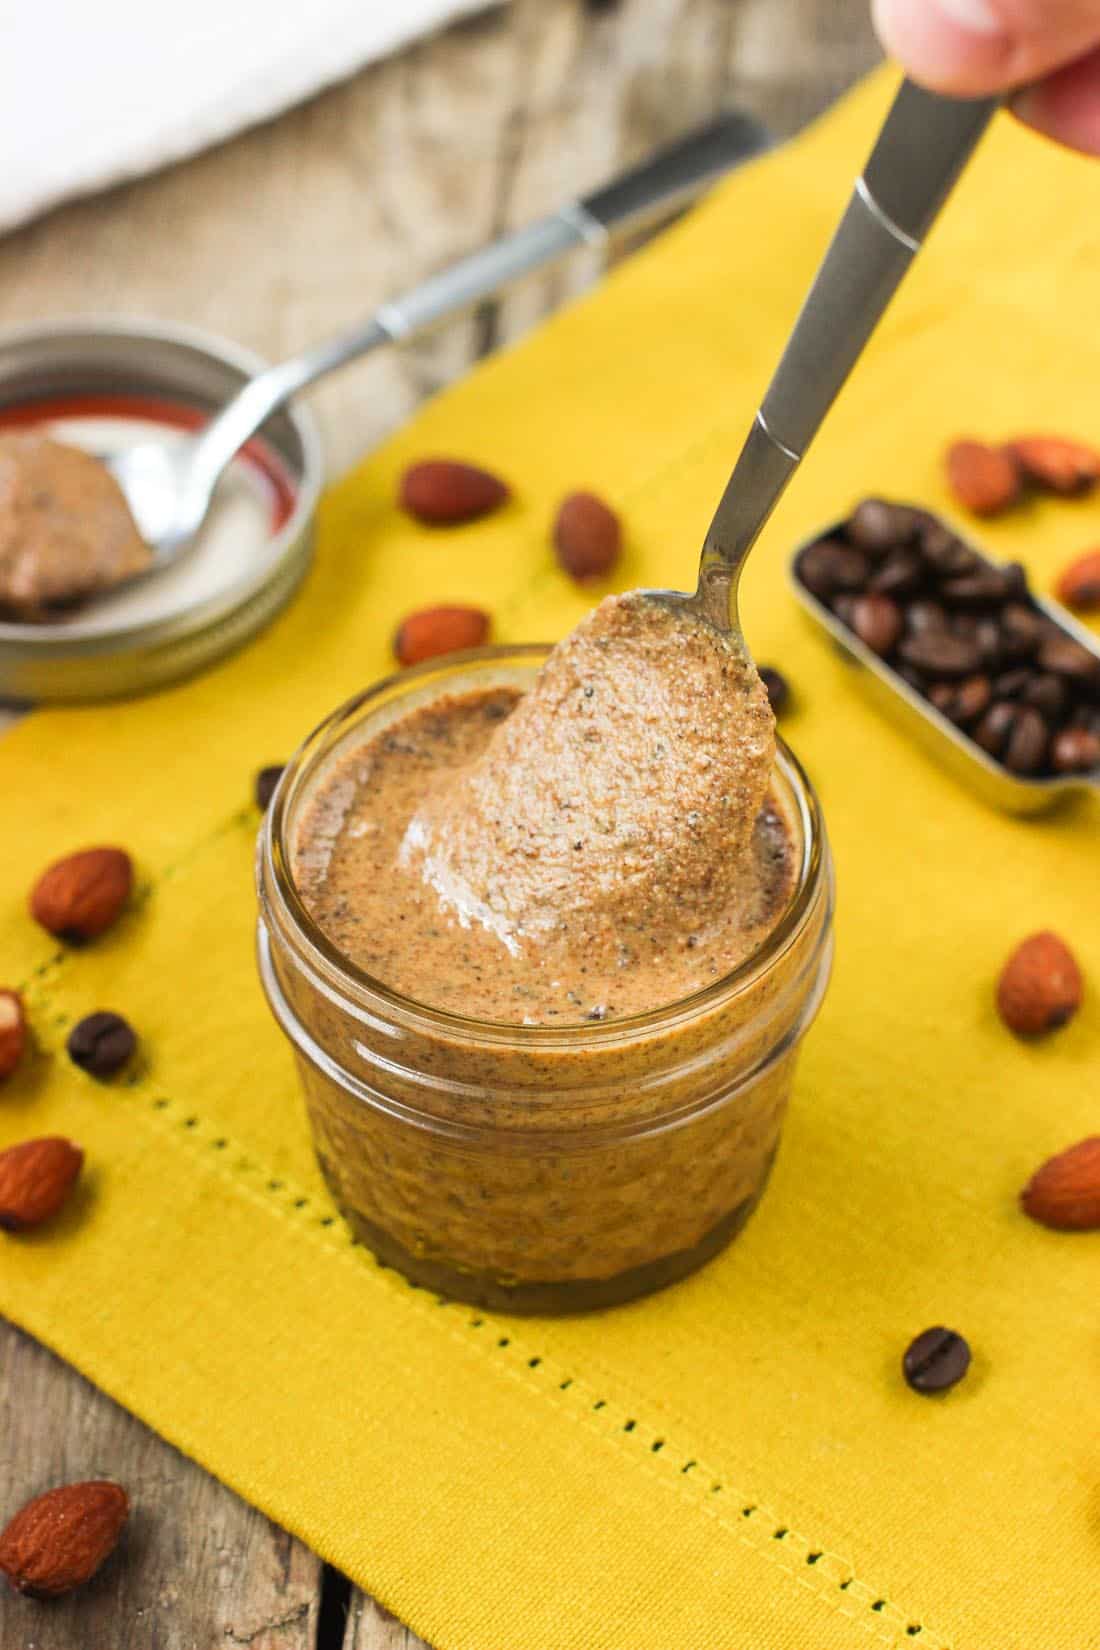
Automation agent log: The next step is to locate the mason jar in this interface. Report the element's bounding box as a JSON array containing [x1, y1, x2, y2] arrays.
[[257, 646, 834, 1313]]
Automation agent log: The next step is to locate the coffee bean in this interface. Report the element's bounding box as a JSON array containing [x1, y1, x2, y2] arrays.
[[1051, 726, 1100, 773], [1021, 674, 1070, 719], [991, 668, 1031, 699], [921, 525, 978, 577], [999, 604, 1042, 658], [1003, 706, 1049, 774], [974, 617, 1004, 667], [973, 701, 1018, 757], [906, 600, 947, 635], [939, 567, 1016, 606], [850, 592, 903, 656], [759, 666, 790, 716], [903, 1327, 971, 1394], [869, 549, 924, 598], [919, 522, 950, 559], [816, 499, 1100, 780], [952, 674, 993, 725], [928, 674, 991, 727], [255, 765, 285, 811], [1038, 635, 1100, 685], [898, 631, 984, 678], [846, 498, 920, 552], [798, 540, 869, 598], [1035, 612, 1070, 644], [67, 1012, 137, 1079]]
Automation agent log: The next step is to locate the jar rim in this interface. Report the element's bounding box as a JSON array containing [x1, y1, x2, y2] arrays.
[[262, 644, 828, 1048]]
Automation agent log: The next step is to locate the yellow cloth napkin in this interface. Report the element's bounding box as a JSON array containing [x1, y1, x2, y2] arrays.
[[2, 68, 1098, 1650]]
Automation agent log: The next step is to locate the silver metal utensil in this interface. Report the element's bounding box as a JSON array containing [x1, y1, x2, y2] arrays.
[[645, 79, 998, 635], [104, 112, 770, 572]]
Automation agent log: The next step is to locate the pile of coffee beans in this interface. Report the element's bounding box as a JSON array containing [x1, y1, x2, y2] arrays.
[[794, 498, 1100, 778]]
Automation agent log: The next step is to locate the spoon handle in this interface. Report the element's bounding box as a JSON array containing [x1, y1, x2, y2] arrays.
[[701, 80, 998, 585], [186, 112, 771, 495]]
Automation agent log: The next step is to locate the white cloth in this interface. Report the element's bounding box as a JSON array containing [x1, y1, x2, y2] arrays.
[[0, 1, 497, 233]]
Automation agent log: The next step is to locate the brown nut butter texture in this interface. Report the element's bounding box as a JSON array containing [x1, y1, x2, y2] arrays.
[[0, 435, 150, 619], [300, 595, 778, 1025], [264, 608, 832, 1308]]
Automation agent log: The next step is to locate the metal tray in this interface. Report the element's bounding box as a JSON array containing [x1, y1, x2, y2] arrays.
[[788, 511, 1100, 815]]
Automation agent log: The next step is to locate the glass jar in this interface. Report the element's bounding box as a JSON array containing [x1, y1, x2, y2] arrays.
[[257, 646, 834, 1314]]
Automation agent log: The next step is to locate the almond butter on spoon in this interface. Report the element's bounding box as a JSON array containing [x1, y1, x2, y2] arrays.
[[401, 592, 774, 967], [0, 435, 150, 620]]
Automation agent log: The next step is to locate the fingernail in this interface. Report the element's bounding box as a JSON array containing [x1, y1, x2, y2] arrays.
[[873, 0, 1009, 82], [874, 0, 1005, 48], [932, 0, 1003, 35]]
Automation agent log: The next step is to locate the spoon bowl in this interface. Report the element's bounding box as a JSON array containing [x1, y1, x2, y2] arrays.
[[106, 437, 210, 566]]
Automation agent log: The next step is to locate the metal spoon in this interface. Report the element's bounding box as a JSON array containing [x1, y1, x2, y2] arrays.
[[647, 79, 998, 636], [102, 112, 770, 572]]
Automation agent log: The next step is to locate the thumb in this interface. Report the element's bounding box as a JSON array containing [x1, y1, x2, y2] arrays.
[[872, 0, 1100, 96]]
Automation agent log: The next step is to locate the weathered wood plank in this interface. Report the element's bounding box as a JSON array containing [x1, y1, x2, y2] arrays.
[[486, 0, 739, 348], [345, 1592, 435, 1650], [0, 1321, 322, 1649], [727, 0, 882, 133]]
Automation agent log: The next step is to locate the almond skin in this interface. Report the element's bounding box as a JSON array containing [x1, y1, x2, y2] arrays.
[[1055, 548, 1100, 612], [29, 847, 133, 942], [0, 990, 27, 1083], [0, 1480, 129, 1598], [553, 491, 622, 582], [393, 605, 491, 667], [996, 931, 1083, 1037], [1020, 1136, 1100, 1231], [0, 1137, 83, 1231], [1006, 436, 1100, 496], [945, 440, 1022, 517], [399, 460, 510, 526]]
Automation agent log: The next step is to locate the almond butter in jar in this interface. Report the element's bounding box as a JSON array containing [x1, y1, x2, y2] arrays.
[[257, 646, 834, 1313]]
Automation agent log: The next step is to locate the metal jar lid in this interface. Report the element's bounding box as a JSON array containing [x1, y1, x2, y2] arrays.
[[0, 317, 323, 702]]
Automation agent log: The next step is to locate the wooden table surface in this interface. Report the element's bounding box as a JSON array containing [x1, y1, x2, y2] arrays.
[[0, 2, 878, 1644]]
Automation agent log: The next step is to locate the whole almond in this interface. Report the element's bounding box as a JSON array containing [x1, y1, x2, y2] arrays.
[[29, 847, 133, 942], [1020, 1137, 1100, 1231], [0, 1137, 83, 1231], [0, 1480, 129, 1598], [0, 990, 27, 1083], [1055, 548, 1100, 612], [996, 931, 1083, 1037], [393, 605, 491, 667], [945, 440, 1022, 517], [399, 460, 510, 526], [1006, 436, 1100, 496], [553, 491, 622, 582]]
